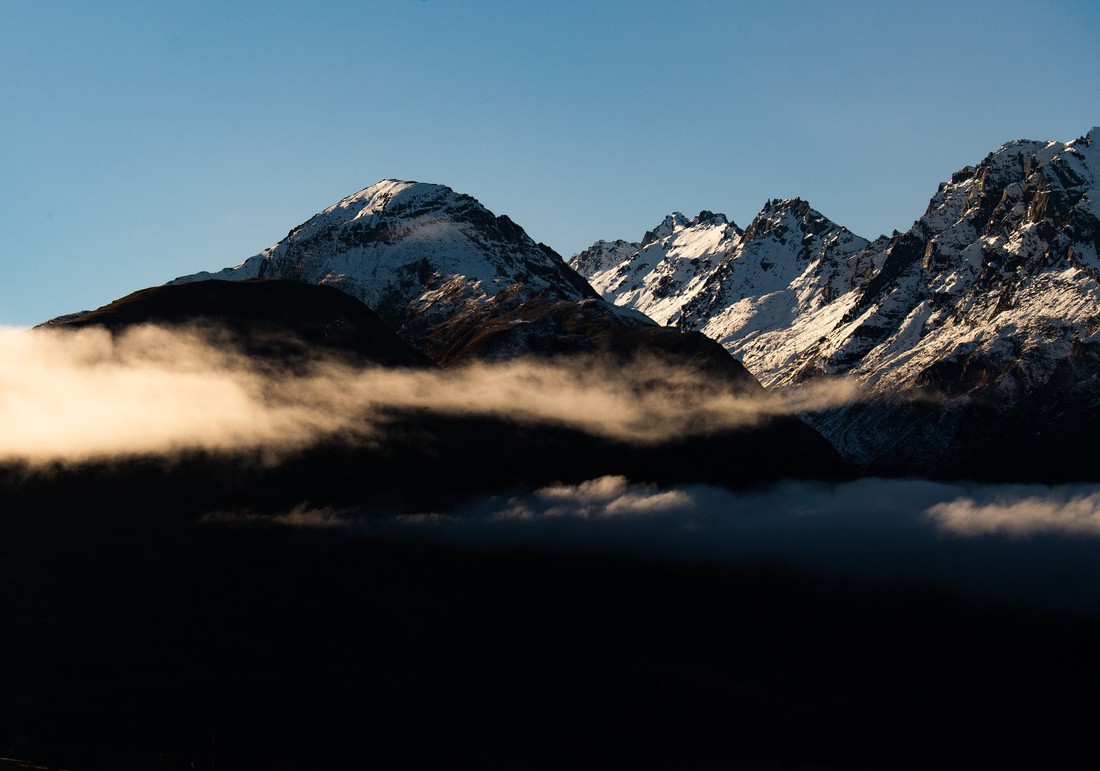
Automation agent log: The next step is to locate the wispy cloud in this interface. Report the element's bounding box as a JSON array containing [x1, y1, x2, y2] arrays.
[[0, 324, 866, 465], [491, 475, 694, 520], [0, 325, 358, 463], [927, 490, 1100, 537]]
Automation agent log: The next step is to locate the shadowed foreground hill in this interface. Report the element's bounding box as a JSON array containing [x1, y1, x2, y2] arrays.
[[41, 278, 438, 370], [29, 279, 851, 509]]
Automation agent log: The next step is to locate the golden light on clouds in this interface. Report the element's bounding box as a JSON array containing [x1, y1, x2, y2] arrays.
[[0, 324, 865, 465]]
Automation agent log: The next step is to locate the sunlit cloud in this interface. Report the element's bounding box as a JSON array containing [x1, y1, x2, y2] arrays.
[[927, 491, 1100, 537], [0, 324, 867, 465], [374, 477, 1100, 614], [492, 476, 693, 520], [0, 324, 354, 463]]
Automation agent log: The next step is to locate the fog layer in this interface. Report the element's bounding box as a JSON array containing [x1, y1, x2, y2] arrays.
[[312, 476, 1100, 615]]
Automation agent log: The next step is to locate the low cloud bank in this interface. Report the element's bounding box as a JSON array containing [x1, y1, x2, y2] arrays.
[[0, 324, 863, 465], [927, 489, 1100, 537], [323, 476, 1100, 615], [0, 325, 355, 463]]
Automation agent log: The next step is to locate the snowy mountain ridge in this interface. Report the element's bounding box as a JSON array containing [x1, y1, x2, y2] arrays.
[[574, 129, 1100, 390], [573, 210, 743, 329], [573, 128, 1100, 474], [166, 130, 1100, 477], [572, 197, 870, 385], [172, 179, 602, 339]]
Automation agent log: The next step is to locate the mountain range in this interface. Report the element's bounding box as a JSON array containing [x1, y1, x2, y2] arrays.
[[159, 127, 1100, 481], [574, 128, 1100, 478], [9, 128, 1100, 769]]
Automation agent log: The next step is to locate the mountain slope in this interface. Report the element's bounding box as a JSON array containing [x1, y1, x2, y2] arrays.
[[573, 211, 744, 327], [577, 128, 1100, 478], [572, 199, 869, 385], [32, 279, 851, 509], [41, 278, 438, 370], [788, 130, 1100, 393], [167, 179, 779, 389], [171, 180, 603, 349]]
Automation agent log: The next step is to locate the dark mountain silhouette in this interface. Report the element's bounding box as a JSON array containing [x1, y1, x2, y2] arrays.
[[41, 278, 437, 370], [31, 278, 850, 517]]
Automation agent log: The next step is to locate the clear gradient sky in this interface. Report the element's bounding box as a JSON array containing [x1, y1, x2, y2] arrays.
[[1, 0, 1097, 326]]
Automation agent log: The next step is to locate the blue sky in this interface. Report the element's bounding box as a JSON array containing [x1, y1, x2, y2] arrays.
[[1, 0, 1097, 326]]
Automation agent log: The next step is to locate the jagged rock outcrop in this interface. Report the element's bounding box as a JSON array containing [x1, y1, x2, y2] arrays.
[[573, 211, 744, 329]]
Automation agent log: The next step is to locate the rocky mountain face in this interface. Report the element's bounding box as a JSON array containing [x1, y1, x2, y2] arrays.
[[157, 182, 852, 485], [171, 180, 604, 352], [575, 129, 1100, 479], [574, 200, 870, 382], [572, 211, 745, 329], [36, 279, 850, 505], [168, 180, 772, 378]]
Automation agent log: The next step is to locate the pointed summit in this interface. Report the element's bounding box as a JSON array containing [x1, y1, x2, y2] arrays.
[[742, 198, 854, 248], [640, 212, 693, 248], [573, 196, 866, 344], [171, 179, 596, 341], [571, 208, 742, 326]]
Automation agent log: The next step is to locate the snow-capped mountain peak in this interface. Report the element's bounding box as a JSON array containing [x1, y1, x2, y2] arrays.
[[575, 128, 1100, 476], [572, 197, 868, 349], [171, 179, 598, 341], [570, 209, 744, 326]]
